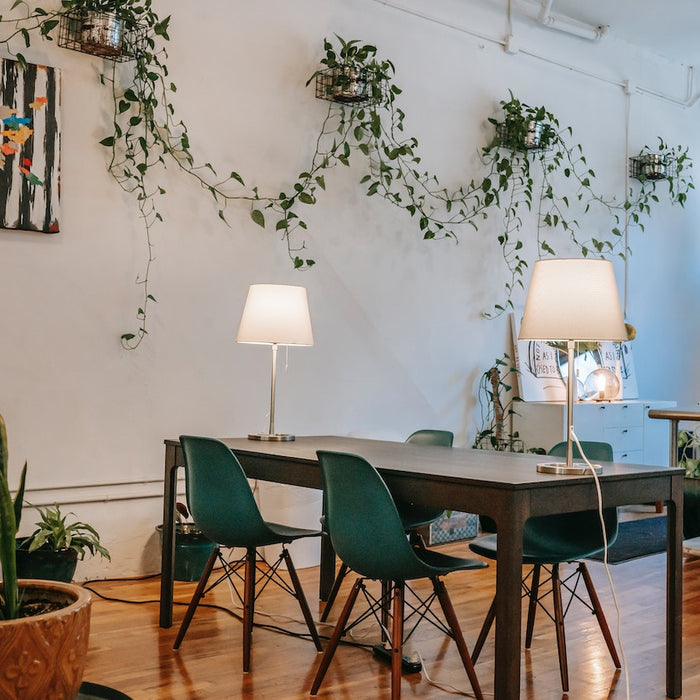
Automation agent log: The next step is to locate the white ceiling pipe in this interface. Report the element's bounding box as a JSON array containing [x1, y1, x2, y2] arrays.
[[519, 0, 608, 41]]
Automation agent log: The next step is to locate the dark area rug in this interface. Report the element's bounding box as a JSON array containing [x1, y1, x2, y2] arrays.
[[588, 515, 667, 564]]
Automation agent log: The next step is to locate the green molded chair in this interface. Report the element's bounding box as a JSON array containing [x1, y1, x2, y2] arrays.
[[320, 429, 452, 623], [172, 436, 322, 672], [311, 451, 486, 700], [469, 440, 621, 692]]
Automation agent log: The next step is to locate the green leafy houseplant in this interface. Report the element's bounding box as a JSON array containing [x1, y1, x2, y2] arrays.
[[20, 503, 110, 561], [472, 353, 526, 453], [0, 412, 27, 620]]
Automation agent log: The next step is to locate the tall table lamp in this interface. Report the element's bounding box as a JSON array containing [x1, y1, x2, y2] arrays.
[[236, 284, 314, 441], [518, 258, 627, 474]]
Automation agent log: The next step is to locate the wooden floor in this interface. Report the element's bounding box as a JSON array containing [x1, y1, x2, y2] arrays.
[[81, 543, 700, 699]]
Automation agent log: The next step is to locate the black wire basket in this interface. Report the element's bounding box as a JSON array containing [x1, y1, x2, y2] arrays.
[[629, 153, 675, 181], [313, 66, 386, 108]]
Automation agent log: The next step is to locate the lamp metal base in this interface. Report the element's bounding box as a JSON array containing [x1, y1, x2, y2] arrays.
[[536, 462, 602, 475], [248, 433, 295, 442]]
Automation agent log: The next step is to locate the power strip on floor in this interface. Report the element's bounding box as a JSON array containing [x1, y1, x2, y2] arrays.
[[372, 643, 422, 673]]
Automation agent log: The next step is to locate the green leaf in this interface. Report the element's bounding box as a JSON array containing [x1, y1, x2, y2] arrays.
[[99, 137, 115, 147], [250, 209, 265, 227]]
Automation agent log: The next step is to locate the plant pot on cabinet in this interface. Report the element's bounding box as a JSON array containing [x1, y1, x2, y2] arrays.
[[15, 539, 79, 583], [157, 523, 217, 582], [0, 579, 91, 700]]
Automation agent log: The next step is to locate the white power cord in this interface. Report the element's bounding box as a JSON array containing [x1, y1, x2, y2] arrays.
[[570, 426, 630, 700]]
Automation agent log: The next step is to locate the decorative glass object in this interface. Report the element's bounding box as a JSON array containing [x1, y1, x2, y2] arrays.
[[584, 367, 621, 401]]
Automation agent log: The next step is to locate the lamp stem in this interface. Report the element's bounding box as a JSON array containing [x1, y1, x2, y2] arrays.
[[566, 339, 575, 467], [269, 343, 278, 437]]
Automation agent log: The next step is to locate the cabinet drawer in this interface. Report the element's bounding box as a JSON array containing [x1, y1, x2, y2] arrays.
[[580, 402, 643, 428], [603, 425, 644, 451], [614, 449, 644, 464]]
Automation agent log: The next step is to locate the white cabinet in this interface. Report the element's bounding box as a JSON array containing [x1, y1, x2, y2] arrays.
[[515, 400, 676, 466]]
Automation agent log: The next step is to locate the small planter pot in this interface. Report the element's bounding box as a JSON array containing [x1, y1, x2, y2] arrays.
[[157, 523, 217, 582], [0, 580, 91, 700], [683, 477, 700, 539], [80, 11, 124, 57], [15, 540, 79, 583]]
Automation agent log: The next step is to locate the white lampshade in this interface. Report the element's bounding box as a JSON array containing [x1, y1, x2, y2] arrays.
[[237, 284, 314, 346], [519, 258, 626, 342]]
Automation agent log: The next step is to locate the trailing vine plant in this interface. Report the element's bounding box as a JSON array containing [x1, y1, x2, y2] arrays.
[[0, 17, 693, 347]]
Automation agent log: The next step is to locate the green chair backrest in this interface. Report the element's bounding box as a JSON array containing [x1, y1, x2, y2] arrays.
[[406, 429, 454, 447], [548, 440, 613, 462], [179, 435, 276, 548], [317, 450, 439, 581], [523, 440, 618, 558]]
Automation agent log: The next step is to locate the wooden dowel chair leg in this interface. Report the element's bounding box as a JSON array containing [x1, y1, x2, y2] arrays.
[[434, 578, 484, 700], [281, 548, 322, 652], [243, 547, 256, 673], [579, 562, 621, 668], [173, 545, 219, 650], [551, 563, 569, 693], [391, 581, 405, 700], [471, 596, 496, 664], [310, 579, 363, 696], [525, 564, 541, 649], [320, 562, 349, 623]]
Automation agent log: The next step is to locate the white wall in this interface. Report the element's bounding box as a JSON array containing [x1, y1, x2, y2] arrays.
[[1, 0, 698, 578]]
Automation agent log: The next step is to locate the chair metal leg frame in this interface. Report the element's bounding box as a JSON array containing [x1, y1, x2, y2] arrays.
[[321, 532, 430, 623], [471, 561, 620, 692], [311, 576, 484, 700], [173, 544, 321, 672]]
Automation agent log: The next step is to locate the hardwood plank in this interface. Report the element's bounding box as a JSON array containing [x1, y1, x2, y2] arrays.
[[83, 544, 700, 698]]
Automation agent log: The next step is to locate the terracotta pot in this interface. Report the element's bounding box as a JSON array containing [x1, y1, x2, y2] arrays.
[[0, 580, 91, 700]]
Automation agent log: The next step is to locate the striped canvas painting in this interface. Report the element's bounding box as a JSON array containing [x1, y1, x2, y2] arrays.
[[0, 59, 60, 233]]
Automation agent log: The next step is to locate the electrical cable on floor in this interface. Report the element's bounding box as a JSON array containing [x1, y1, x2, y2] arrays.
[[570, 426, 630, 700]]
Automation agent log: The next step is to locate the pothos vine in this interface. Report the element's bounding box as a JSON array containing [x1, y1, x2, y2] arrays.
[[0, 13, 693, 347]]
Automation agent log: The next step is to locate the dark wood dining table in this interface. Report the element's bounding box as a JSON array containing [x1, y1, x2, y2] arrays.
[[160, 435, 684, 699]]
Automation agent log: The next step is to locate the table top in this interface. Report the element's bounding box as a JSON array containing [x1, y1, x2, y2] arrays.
[[166, 435, 683, 492]]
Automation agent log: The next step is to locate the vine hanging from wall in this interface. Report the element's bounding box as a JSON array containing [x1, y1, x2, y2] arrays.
[[0, 15, 693, 347]]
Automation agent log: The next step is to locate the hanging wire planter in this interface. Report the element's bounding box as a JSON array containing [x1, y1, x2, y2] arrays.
[[58, 10, 147, 62], [495, 119, 552, 151], [313, 66, 386, 107], [629, 153, 675, 181]]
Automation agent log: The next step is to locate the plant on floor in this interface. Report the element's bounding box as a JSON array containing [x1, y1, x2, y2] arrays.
[[0, 412, 27, 620], [20, 503, 110, 561], [472, 353, 529, 452]]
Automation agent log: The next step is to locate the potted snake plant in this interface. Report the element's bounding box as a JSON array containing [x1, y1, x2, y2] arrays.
[[0, 412, 92, 699]]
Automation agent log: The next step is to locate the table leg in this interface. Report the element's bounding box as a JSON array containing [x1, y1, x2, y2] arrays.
[[494, 506, 526, 699], [159, 443, 178, 628], [319, 529, 335, 602], [666, 483, 683, 698]]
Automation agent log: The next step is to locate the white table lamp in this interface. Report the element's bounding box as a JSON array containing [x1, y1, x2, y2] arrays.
[[519, 258, 627, 474], [237, 284, 313, 441]]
